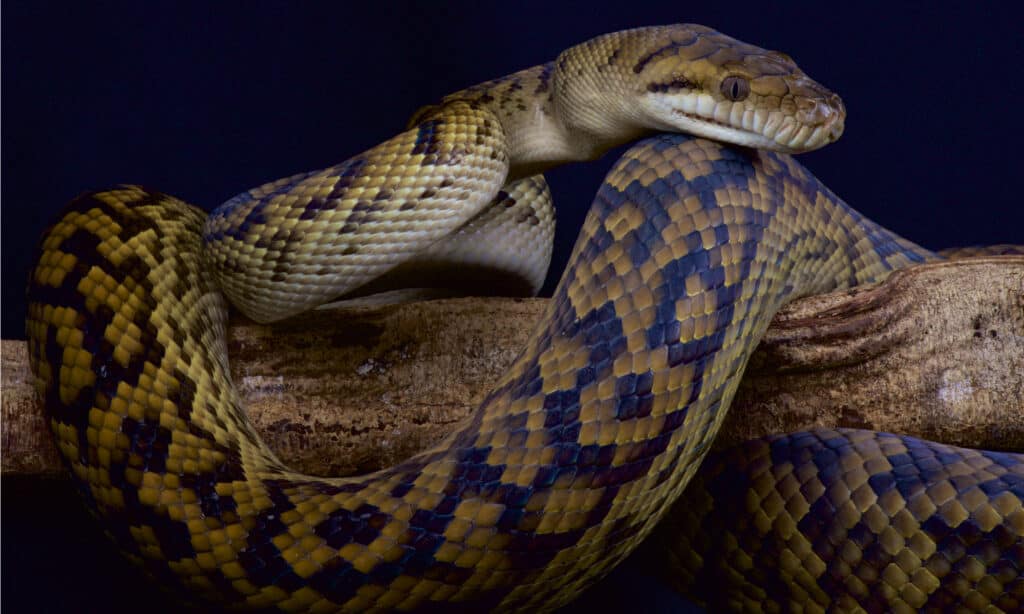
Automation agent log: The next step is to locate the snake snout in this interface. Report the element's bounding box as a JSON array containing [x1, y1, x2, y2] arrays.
[[796, 93, 845, 127], [823, 94, 846, 142], [792, 90, 846, 146]]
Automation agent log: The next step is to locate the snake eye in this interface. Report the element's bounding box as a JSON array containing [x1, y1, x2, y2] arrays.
[[721, 76, 750, 101]]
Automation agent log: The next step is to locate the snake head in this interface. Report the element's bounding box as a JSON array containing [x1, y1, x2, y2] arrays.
[[557, 24, 846, 154]]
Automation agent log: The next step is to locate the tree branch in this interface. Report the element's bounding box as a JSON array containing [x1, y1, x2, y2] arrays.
[[4, 258, 1021, 476]]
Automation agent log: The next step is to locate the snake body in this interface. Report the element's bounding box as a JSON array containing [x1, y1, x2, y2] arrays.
[[655, 428, 1024, 612], [25, 24, 1022, 612]]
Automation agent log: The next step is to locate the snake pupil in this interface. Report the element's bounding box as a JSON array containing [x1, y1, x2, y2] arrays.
[[721, 76, 750, 101]]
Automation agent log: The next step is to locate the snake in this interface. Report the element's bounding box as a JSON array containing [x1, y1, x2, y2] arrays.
[[24, 24, 1022, 612]]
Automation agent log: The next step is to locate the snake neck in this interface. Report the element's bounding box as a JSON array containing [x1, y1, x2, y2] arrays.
[[431, 62, 654, 180]]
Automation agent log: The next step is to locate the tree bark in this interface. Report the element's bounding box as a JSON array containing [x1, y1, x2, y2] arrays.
[[3, 257, 1022, 476]]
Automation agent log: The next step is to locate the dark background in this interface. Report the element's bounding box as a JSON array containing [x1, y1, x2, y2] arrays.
[[2, 1, 1022, 612], [5, 2, 1024, 339]]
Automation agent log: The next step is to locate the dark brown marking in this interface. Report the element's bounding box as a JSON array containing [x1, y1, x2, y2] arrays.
[[633, 39, 697, 74], [534, 63, 554, 94], [647, 78, 696, 93]]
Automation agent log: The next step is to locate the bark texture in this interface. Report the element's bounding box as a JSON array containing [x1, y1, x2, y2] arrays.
[[3, 257, 1022, 476]]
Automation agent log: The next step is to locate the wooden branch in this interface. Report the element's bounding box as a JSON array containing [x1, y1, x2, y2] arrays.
[[3, 257, 1022, 477]]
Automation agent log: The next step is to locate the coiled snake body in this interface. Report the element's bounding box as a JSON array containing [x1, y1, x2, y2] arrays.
[[25, 24, 1022, 612]]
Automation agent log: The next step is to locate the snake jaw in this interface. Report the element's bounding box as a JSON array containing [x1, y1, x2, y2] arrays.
[[639, 93, 789, 152], [668, 106, 788, 152], [637, 84, 845, 154], [646, 93, 844, 154]]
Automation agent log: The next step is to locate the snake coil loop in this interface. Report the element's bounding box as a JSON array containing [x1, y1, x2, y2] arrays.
[[26, 24, 1021, 612]]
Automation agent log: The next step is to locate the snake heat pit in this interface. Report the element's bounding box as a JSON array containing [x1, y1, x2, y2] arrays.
[[25, 24, 1023, 612]]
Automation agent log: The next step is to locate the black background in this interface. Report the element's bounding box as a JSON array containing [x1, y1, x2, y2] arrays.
[[2, 1, 1022, 612], [5, 2, 1024, 339]]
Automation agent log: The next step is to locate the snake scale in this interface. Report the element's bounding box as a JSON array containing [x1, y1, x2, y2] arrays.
[[25, 24, 1022, 612]]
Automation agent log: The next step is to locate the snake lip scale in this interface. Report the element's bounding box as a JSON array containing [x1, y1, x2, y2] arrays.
[[25, 23, 1021, 612], [668, 109, 788, 152]]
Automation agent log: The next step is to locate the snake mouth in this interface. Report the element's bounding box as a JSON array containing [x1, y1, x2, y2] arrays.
[[671, 107, 842, 153], [644, 91, 839, 153], [670, 108, 793, 152]]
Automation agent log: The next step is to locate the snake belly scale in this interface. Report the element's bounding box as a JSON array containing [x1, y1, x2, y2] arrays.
[[24, 23, 1022, 612]]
